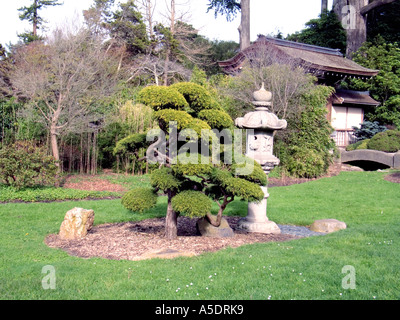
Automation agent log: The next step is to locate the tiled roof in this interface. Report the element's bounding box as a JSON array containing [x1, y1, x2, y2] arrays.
[[219, 37, 379, 77]]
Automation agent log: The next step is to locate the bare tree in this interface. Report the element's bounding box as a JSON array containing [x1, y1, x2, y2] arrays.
[[10, 27, 119, 170], [138, 0, 157, 38]]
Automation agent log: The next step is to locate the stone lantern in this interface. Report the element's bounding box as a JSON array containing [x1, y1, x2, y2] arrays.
[[235, 84, 287, 234]]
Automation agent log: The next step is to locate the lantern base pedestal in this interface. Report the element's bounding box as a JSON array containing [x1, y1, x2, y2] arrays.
[[237, 186, 281, 235]]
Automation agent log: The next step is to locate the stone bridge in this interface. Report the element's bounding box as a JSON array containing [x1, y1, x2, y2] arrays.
[[340, 149, 400, 170]]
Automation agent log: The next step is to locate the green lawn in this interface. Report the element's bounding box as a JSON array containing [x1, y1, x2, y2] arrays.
[[0, 171, 399, 300]]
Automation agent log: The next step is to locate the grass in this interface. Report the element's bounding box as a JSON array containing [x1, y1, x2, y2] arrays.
[[0, 171, 400, 300], [0, 174, 150, 203]]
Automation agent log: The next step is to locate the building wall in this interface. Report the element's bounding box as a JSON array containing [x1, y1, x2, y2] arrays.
[[329, 105, 364, 147]]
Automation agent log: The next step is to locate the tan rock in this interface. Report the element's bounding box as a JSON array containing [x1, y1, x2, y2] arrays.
[[310, 219, 347, 233], [196, 217, 234, 238], [59, 208, 95, 240]]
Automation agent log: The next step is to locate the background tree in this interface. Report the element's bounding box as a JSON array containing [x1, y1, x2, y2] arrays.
[[9, 27, 120, 171], [332, 0, 398, 57], [18, 0, 63, 43], [348, 37, 400, 128], [287, 10, 347, 54], [366, 0, 400, 44], [321, 0, 328, 13], [207, 0, 250, 51]]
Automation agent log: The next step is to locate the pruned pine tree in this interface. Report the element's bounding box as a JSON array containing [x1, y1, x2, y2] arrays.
[[118, 82, 266, 239]]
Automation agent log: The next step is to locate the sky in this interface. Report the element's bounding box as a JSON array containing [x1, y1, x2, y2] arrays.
[[0, 0, 334, 47]]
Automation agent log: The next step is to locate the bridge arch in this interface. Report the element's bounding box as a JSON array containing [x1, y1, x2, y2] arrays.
[[340, 149, 400, 171]]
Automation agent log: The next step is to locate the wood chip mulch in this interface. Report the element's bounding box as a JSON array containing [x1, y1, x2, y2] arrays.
[[384, 171, 400, 184], [45, 217, 300, 261]]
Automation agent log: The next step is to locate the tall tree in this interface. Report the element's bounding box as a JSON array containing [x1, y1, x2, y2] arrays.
[[333, 0, 398, 57], [18, 0, 63, 41], [321, 0, 328, 13], [207, 0, 250, 51], [287, 10, 347, 54]]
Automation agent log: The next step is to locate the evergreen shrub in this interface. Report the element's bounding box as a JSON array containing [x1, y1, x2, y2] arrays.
[[198, 109, 234, 130], [367, 130, 400, 152], [121, 188, 158, 212], [137, 86, 189, 111], [346, 139, 370, 151], [0, 141, 58, 189], [171, 190, 213, 218], [170, 82, 214, 114]]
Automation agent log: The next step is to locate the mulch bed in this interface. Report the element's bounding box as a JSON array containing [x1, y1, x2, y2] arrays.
[[384, 171, 400, 184], [62, 175, 128, 193], [45, 216, 299, 261]]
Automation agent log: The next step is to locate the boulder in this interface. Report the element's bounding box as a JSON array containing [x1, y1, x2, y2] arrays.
[[59, 208, 95, 240], [196, 217, 234, 238], [309, 219, 346, 233]]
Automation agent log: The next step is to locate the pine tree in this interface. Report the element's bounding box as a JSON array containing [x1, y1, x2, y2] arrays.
[[18, 0, 63, 42]]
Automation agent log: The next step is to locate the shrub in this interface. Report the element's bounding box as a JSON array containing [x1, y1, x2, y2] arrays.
[[346, 139, 370, 151], [198, 109, 234, 130], [153, 109, 193, 131], [113, 133, 148, 156], [276, 85, 336, 178], [121, 188, 158, 212], [170, 82, 215, 115], [367, 130, 400, 152], [282, 146, 328, 179], [150, 167, 181, 192], [353, 121, 387, 141], [137, 86, 189, 111], [0, 141, 58, 189], [171, 190, 212, 218]]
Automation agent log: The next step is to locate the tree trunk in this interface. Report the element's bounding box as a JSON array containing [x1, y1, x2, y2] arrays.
[[165, 192, 178, 239], [86, 131, 91, 174], [321, 0, 328, 13], [239, 0, 251, 51], [33, 0, 38, 37], [80, 133, 84, 174], [346, 0, 369, 58], [333, 0, 397, 57], [50, 127, 60, 171], [163, 52, 170, 86], [163, 0, 175, 86], [206, 195, 232, 227]]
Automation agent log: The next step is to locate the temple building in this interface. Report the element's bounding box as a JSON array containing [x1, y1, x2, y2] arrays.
[[218, 36, 380, 147]]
